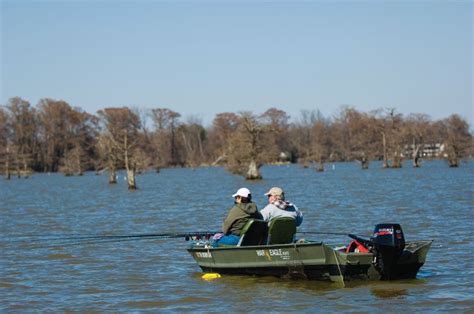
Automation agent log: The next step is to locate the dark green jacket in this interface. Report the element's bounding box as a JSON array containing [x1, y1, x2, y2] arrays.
[[222, 202, 262, 236]]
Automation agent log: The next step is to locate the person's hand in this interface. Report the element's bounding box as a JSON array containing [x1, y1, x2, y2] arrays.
[[212, 233, 224, 240]]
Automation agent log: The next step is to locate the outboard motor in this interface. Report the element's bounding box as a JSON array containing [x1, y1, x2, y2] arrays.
[[371, 223, 405, 280]]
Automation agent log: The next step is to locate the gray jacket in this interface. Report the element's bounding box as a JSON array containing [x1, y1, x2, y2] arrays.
[[260, 200, 303, 226]]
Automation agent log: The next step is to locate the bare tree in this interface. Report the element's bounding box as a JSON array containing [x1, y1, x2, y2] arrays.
[[0, 106, 12, 179], [260, 108, 290, 163], [133, 108, 153, 174], [178, 116, 207, 168], [150, 108, 181, 169], [60, 109, 98, 176], [405, 113, 432, 167], [335, 107, 378, 169], [330, 107, 352, 162], [440, 114, 472, 167], [311, 110, 331, 172], [291, 110, 316, 167], [224, 112, 264, 179], [37, 99, 75, 172], [372, 108, 404, 168], [98, 107, 141, 189], [96, 132, 119, 183], [241, 112, 264, 180], [207, 112, 240, 165], [5, 97, 38, 177]]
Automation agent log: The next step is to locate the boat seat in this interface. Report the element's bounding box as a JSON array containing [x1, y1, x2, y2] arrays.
[[267, 217, 296, 245], [237, 219, 268, 246]]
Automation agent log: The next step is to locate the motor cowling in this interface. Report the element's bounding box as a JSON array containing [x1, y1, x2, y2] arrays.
[[371, 223, 405, 280]]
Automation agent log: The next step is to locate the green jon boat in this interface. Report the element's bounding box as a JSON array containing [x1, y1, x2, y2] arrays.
[[187, 220, 432, 282]]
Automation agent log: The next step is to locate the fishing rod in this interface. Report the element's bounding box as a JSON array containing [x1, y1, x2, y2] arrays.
[[36, 235, 173, 249], [7, 230, 360, 243], [5, 231, 219, 246], [5, 230, 364, 249], [5, 232, 219, 250]]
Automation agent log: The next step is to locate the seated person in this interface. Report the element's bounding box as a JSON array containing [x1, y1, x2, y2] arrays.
[[212, 187, 262, 247], [260, 187, 303, 226]]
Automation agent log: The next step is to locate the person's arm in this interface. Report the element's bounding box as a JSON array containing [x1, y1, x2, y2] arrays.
[[222, 207, 236, 234], [222, 216, 231, 234], [259, 205, 271, 221]]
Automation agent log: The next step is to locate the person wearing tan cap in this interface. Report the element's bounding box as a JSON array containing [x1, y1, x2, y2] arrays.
[[212, 187, 262, 247], [260, 187, 303, 226]]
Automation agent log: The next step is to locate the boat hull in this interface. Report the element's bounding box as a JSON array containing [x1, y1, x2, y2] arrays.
[[187, 240, 432, 282]]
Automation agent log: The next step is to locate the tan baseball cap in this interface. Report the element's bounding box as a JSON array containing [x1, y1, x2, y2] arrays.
[[264, 187, 284, 197]]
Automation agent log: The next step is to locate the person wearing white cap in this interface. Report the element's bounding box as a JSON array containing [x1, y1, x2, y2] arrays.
[[212, 187, 262, 247], [260, 187, 303, 226]]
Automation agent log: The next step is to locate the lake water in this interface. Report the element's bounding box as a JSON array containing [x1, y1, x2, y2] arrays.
[[1, 160, 473, 312]]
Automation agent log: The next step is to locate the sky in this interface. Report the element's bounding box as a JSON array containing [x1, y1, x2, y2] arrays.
[[1, 0, 472, 126]]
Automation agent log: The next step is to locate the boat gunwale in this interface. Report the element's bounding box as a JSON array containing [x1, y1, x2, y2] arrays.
[[187, 240, 324, 252], [187, 239, 434, 254]]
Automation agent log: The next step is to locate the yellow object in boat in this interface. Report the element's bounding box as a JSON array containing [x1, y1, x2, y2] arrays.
[[202, 273, 221, 281]]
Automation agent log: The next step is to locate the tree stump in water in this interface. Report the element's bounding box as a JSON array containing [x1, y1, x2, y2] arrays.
[[5, 157, 11, 180], [127, 169, 138, 190], [246, 160, 262, 180], [412, 145, 422, 168], [412, 156, 421, 168], [448, 157, 459, 167], [391, 159, 402, 168], [390, 151, 402, 168], [108, 169, 117, 184], [316, 162, 324, 172], [359, 156, 369, 170]]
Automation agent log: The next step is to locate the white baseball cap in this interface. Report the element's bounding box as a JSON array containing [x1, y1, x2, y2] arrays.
[[232, 187, 251, 198]]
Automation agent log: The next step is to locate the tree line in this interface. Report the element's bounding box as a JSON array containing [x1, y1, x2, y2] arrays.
[[0, 97, 472, 188]]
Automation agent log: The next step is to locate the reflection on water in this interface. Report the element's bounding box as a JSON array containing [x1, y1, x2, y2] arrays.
[[1, 160, 473, 312]]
